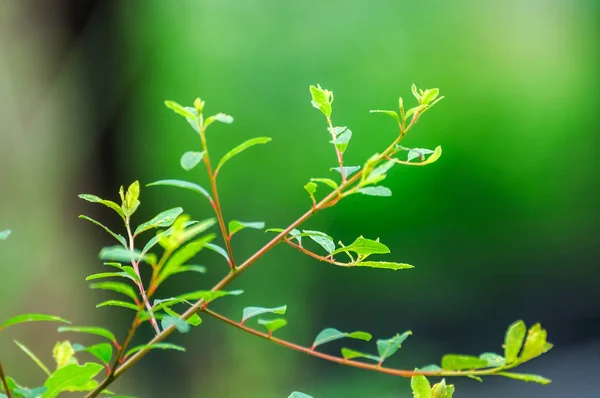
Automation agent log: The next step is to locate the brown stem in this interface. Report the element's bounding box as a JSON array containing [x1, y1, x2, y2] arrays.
[[0, 360, 12, 398], [327, 118, 346, 183], [284, 240, 349, 267]]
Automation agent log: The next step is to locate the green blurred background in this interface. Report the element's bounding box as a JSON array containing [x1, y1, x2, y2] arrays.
[[1, 1, 598, 397]]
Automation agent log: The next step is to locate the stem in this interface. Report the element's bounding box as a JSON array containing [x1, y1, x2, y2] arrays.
[[327, 117, 346, 183], [110, 316, 139, 374], [0, 360, 12, 398], [284, 240, 349, 267]]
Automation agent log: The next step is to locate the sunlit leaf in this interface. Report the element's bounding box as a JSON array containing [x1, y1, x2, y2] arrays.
[[431, 379, 450, 398], [180, 151, 205, 171], [98, 246, 147, 264], [340, 348, 380, 362], [158, 234, 215, 285], [134, 207, 183, 236], [216, 137, 272, 174], [441, 355, 488, 370], [78, 216, 127, 247], [241, 305, 287, 324], [42, 363, 104, 398], [1, 314, 70, 330], [53, 341, 77, 368], [14, 340, 51, 376], [332, 236, 389, 256], [157, 306, 202, 327], [357, 186, 392, 197], [304, 182, 317, 200], [161, 316, 190, 334], [497, 372, 551, 385], [124, 181, 140, 217], [124, 343, 185, 359], [164, 100, 197, 118], [302, 230, 335, 254], [257, 318, 287, 333], [369, 109, 400, 123], [78, 194, 125, 220], [78, 343, 113, 366], [175, 289, 243, 304], [504, 320, 526, 364], [331, 166, 360, 177], [229, 220, 265, 237], [330, 128, 352, 153], [479, 352, 505, 367], [520, 323, 552, 361], [355, 261, 414, 270], [411, 375, 432, 398], [85, 272, 135, 283], [157, 218, 216, 253], [96, 300, 140, 311], [377, 331, 412, 360], [0, 229, 11, 240], [310, 178, 338, 189], [147, 179, 211, 201], [89, 282, 138, 302], [309, 84, 333, 118], [57, 326, 116, 344], [311, 328, 372, 349], [205, 113, 234, 126]]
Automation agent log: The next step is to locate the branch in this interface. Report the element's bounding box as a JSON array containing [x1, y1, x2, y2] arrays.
[[0, 360, 12, 398], [283, 240, 349, 267]]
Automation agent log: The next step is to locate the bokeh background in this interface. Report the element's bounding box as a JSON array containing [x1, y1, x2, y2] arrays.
[[1, 1, 598, 397]]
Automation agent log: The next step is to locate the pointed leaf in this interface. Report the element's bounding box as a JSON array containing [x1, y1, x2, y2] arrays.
[[124, 343, 185, 359], [205, 243, 230, 262], [312, 328, 372, 348], [357, 186, 392, 197], [78, 343, 112, 365], [369, 109, 400, 123], [85, 272, 133, 282], [441, 355, 489, 370], [216, 137, 272, 173], [406, 148, 435, 162], [124, 181, 140, 217], [497, 372, 551, 385], [355, 261, 413, 270], [520, 323, 551, 361], [340, 348, 380, 362], [479, 352, 506, 367], [180, 151, 205, 171], [89, 282, 138, 302], [310, 178, 338, 189], [302, 230, 335, 254], [134, 207, 183, 236], [98, 246, 147, 264], [57, 326, 116, 344], [168, 265, 207, 276], [330, 128, 352, 153], [257, 318, 287, 333], [158, 289, 243, 307], [156, 218, 216, 253], [78, 195, 125, 220], [309, 85, 333, 118], [377, 331, 412, 360], [504, 320, 526, 364], [331, 166, 360, 177], [332, 236, 389, 256], [228, 220, 265, 237], [164, 100, 196, 119], [411, 375, 432, 398], [0, 229, 11, 240], [158, 234, 215, 285], [161, 316, 190, 334], [42, 363, 104, 398], [242, 305, 287, 324], [78, 216, 127, 247], [96, 300, 140, 311], [147, 179, 211, 201], [14, 340, 51, 376], [1, 314, 70, 330]]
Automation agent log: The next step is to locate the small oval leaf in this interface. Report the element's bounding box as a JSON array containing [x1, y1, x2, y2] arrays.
[[1, 314, 70, 330], [180, 151, 205, 171], [242, 305, 287, 324]]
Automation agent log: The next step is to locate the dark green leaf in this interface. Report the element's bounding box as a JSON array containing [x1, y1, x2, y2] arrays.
[[164, 100, 197, 118], [258, 318, 287, 333], [441, 355, 489, 370], [134, 207, 183, 236], [309, 84, 333, 118], [0, 229, 10, 240], [78, 194, 125, 220], [355, 261, 413, 270], [504, 320, 526, 364], [331, 166, 360, 177], [14, 340, 51, 376], [161, 316, 190, 334], [229, 220, 265, 237], [124, 343, 185, 359], [340, 348, 380, 362], [89, 282, 138, 302], [80, 343, 113, 365], [377, 331, 412, 360], [411, 375, 432, 398], [96, 300, 140, 311], [78, 216, 127, 247], [311, 328, 372, 348], [180, 151, 205, 171], [479, 352, 506, 367], [42, 363, 104, 398], [1, 314, 70, 330], [302, 230, 335, 254], [357, 186, 392, 197], [98, 246, 147, 264], [497, 372, 551, 384], [369, 109, 400, 123], [147, 179, 211, 201], [242, 305, 287, 324], [57, 326, 116, 343], [332, 236, 389, 256], [216, 137, 272, 173]]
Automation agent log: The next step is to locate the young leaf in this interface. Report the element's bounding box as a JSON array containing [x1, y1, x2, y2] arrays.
[[14, 340, 51, 376], [164, 100, 197, 119], [332, 236, 389, 256], [215, 137, 272, 174], [98, 246, 147, 264], [309, 84, 333, 118], [78, 216, 127, 248], [96, 300, 140, 311], [411, 375, 432, 398], [42, 363, 104, 398], [310, 178, 338, 189], [441, 354, 489, 370], [134, 207, 183, 236], [205, 243, 230, 262], [340, 348, 380, 362], [330, 128, 352, 153], [364, 160, 394, 185], [302, 230, 335, 254], [78, 343, 113, 366], [0, 229, 10, 240], [53, 341, 77, 368], [157, 306, 202, 327], [311, 328, 372, 349], [57, 326, 116, 344], [161, 316, 190, 334], [89, 282, 138, 302], [168, 265, 207, 276], [85, 272, 134, 283], [304, 182, 317, 202], [377, 331, 412, 361], [124, 181, 140, 217], [1, 314, 70, 330], [147, 179, 212, 202], [241, 305, 287, 324], [158, 234, 215, 285], [228, 220, 265, 237], [421, 88, 440, 105], [78, 194, 125, 220], [257, 318, 287, 333], [205, 112, 234, 126], [520, 323, 551, 361], [497, 372, 551, 385], [331, 166, 360, 177], [180, 151, 205, 171], [369, 109, 400, 124], [355, 261, 414, 270], [124, 343, 185, 359], [504, 320, 527, 364], [479, 352, 506, 367], [431, 379, 449, 398], [357, 186, 392, 197], [156, 218, 216, 253]]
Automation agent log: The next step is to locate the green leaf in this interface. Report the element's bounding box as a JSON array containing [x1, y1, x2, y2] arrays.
[[98, 246, 147, 264], [304, 182, 317, 200], [331, 166, 360, 177], [441, 354, 489, 370], [288, 393, 313, 398], [497, 372, 551, 385], [332, 236, 389, 256], [156, 218, 216, 252], [330, 128, 352, 153], [340, 348, 380, 362], [405, 104, 429, 119], [89, 282, 138, 302], [520, 323, 552, 361], [377, 331, 412, 360], [394, 146, 442, 166], [96, 300, 140, 311], [257, 318, 287, 333], [228, 220, 265, 237], [405, 148, 435, 162], [418, 364, 443, 372], [369, 109, 400, 123], [431, 379, 450, 398], [85, 272, 133, 283], [357, 186, 392, 197], [241, 305, 287, 324], [205, 112, 234, 126], [42, 363, 104, 398], [205, 243, 229, 262], [309, 84, 333, 118], [180, 151, 205, 171], [421, 146, 442, 165], [158, 234, 215, 285], [164, 100, 197, 119], [310, 178, 338, 189], [302, 230, 335, 254], [411, 375, 432, 398], [57, 326, 116, 344], [216, 137, 272, 174], [52, 341, 77, 368], [311, 328, 372, 348], [504, 320, 527, 364], [175, 289, 243, 304], [14, 340, 51, 376], [168, 265, 207, 276], [421, 88, 440, 105], [100, 264, 140, 282], [1, 314, 70, 330], [124, 181, 140, 217], [364, 160, 395, 185], [161, 316, 190, 334], [79, 343, 113, 365], [78, 194, 125, 220], [157, 306, 202, 327], [147, 179, 212, 201], [355, 261, 414, 270], [124, 343, 185, 359], [134, 207, 183, 236], [0, 229, 10, 240], [78, 216, 127, 247], [479, 352, 506, 367]]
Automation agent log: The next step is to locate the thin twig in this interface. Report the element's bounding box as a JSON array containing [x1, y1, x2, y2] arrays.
[[0, 360, 13, 398]]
